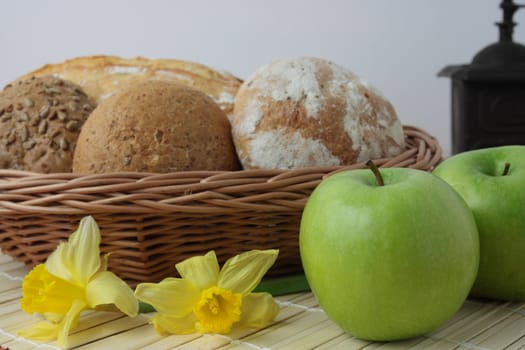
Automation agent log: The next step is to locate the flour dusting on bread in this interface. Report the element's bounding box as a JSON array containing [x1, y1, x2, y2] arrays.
[[232, 57, 405, 169], [247, 130, 341, 169]]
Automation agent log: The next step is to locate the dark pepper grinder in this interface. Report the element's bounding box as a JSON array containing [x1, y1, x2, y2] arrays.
[[439, 0, 525, 154]]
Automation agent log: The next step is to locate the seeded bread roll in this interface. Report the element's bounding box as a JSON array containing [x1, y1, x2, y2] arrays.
[[73, 80, 240, 173], [0, 76, 95, 173], [231, 57, 406, 169]]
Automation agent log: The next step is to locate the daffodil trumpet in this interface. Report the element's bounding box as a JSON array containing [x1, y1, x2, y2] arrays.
[[135, 249, 280, 335], [18, 216, 138, 349]]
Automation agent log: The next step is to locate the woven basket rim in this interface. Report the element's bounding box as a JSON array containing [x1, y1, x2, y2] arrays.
[[0, 124, 442, 285], [0, 125, 441, 215]]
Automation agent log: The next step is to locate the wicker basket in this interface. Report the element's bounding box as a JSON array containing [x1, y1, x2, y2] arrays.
[[0, 126, 441, 286]]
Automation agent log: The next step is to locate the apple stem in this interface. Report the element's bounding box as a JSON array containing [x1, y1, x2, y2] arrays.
[[366, 160, 384, 186], [502, 162, 511, 176]]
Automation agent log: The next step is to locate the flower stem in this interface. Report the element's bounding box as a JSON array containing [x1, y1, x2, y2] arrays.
[[139, 301, 155, 313], [502, 162, 510, 176], [366, 160, 384, 186]]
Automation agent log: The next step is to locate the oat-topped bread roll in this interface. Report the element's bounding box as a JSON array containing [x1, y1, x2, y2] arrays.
[[0, 76, 95, 173], [231, 57, 406, 169], [17, 55, 242, 116], [73, 80, 240, 173]]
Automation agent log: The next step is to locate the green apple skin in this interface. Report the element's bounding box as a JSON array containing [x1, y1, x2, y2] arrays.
[[299, 168, 479, 341], [433, 145, 525, 301]]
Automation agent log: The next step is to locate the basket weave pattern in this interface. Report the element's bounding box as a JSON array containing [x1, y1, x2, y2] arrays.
[[0, 126, 441, 286]]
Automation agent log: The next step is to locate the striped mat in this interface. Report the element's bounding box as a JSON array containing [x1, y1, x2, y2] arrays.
[[1, 252, 525, 349]]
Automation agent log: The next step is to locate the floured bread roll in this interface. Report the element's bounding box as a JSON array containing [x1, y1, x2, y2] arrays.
[[17, 55, 242, 116], [231, 57, 406, 169]]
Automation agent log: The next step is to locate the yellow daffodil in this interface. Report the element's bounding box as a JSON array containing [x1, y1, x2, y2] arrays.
[[135, 249, 280, 335], [19, 216, 138, 349]]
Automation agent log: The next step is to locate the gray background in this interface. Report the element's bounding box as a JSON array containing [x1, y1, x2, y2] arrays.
[[1, 0, 521, 156]]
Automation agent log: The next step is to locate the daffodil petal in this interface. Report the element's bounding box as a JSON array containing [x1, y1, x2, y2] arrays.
[[100, 252, 111, 272], [18, 320, 60, 341], [46, 216, 101, 286], [237, 292, 280, 329], [135, 277, 200, 318], [149, 312, 198, 335], [218, 249, 279, 294], [43, 312, 64, 323], [57, 299, 86, 349], [175, 251, 220, 289], [86, 271, 138, 317], [45, 242, 75, 285]]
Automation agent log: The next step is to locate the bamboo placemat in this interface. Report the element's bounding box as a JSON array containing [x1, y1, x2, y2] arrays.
[[1, 252, 525, 350]]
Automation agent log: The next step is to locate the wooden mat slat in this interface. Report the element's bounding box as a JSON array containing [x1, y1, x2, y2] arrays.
[[0, 308, 33, 330], [2, 252, 525, 350], [248, 319, 342, 350], [66, 316, 149, 349], [0, 279, 20, 293], [73, 324, 161, 350], [470, 313, 525, 349], [139, 333, 203, 350], [505, 335, 525, 350]]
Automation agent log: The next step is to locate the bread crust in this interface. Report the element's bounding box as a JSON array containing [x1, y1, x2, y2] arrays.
[[0, 76, 95, 172], [232, 57, 406, 169], [17, 55, 242, 117], [72, 80, 240, 173]]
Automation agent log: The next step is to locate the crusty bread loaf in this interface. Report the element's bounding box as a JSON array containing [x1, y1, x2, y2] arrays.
[[72, 80, 240, 173], [231, 57, 406, 169], [17, 55, 242, 117], [0, 76, 95, 173]]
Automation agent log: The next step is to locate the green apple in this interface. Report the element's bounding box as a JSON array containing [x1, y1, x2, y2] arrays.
[[433, 145, 525, 300], [299, 163, 479, 341]]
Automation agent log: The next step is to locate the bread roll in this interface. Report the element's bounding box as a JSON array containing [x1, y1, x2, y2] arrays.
[[73, 80, 240, 173], [17, 55, 242, 117], [231, 57, 406, 169], [0, 76, 95, 173]]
